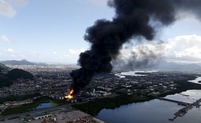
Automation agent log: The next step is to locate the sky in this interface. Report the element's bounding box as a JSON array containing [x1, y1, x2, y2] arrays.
[[0, 0, 201, 64]]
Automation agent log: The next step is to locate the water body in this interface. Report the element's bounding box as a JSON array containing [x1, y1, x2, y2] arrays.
[[96, 99, 182, 123], [188, 77, 201, 84], [96, 77, 201, 123], [121, 71, 146, 76], [96, 91, 201, 123], [35, 101, 57, 110], [165, 90, 201, 104], [119, 70, 157, 77]]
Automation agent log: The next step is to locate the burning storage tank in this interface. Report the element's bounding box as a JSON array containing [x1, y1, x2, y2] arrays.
[[65, 89, 74, 100]]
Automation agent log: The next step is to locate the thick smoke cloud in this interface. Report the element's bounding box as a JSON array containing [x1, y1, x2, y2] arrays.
[[70, 0, 201, 94], [112, 43, 165, 71]]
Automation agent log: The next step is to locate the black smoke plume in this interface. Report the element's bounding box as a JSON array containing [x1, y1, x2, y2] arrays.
[[69, 0, 201, 94]]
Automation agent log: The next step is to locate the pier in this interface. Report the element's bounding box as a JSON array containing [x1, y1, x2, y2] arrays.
[[159, 97, 201, 121], [158, 97, 191, 106]]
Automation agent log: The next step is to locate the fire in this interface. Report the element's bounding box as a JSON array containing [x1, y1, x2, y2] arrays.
[[65, 89, 74, 100]]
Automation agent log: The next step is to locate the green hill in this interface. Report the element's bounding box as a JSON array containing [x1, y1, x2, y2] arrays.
[[0, 73, 11, 87], [0, 69, 34, 88], [0, 63, 9, 73], [6, 69, 34, 80]]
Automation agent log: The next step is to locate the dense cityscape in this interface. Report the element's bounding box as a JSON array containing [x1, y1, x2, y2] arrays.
[[1, 63, 201, 122]]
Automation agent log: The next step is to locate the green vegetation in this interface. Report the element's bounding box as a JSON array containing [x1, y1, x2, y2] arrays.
[[0, 73, 11, 87], [175, 79, 201, 91], [0, 68, 34, 88], [0, 63, 9, 72], [72, 77, 201, 116], [157, 79, 201, 97], [0, 93, 40, 104], [0, 63, 11, 87], [72, 95, 152, 116], [6, 69, 34, 80], [1, 96, 66, 116]]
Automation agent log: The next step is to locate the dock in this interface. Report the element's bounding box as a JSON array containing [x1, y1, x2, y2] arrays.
[[159, 97, 201, 121], [158, 97, 191, 106]]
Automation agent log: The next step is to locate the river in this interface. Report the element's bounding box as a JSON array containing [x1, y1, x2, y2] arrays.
[[96, 77, 201, 123]]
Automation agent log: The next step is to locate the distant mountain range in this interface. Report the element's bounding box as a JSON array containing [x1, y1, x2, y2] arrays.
[[0, 59, 46, 65], [158, 61, 201, 72]]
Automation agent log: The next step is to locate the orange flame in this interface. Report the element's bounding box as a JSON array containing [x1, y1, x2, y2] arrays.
[[65, 89, 74, 99]]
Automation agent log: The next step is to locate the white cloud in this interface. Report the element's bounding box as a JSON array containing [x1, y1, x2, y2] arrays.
[[7, 48, 13, 52], [2, 48, 14, 53], [117, 34, 201, 65], [165, 34, 201, 63], [0, 48, 33, 60], [0, 0, 16, 17], [64, 49, 86, 58], [0, 48, 19, 58], [7, 0, 28, 7], [2, 35, 201, 64], [52, 51, 57, 55], [0, 0, 28, 17], [87, 0, 108, 5], [0, 35, 12, 43]]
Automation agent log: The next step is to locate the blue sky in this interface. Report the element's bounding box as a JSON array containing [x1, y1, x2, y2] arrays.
[[1, 0, 201, 64]]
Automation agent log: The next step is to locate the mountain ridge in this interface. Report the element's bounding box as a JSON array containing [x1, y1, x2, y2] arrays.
[[0, 59, 46, 65]]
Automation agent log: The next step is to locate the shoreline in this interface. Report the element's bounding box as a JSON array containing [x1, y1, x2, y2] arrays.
[[72, 79, 201, 116]]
